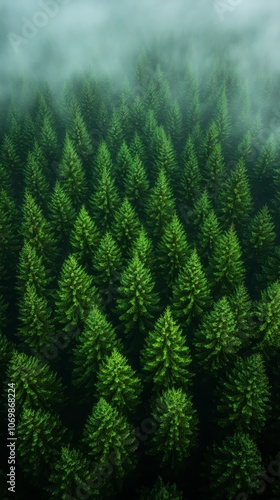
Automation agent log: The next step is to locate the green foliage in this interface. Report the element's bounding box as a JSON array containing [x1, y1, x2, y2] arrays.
[[48, 445, 92, 499], [18, 403, 69, 481], [23, 149, 50, 207], [218, 158, 253, 228], [73, 305, 121, 394], [216, 353, 271, 433], [82, 398, 137, 485], [21, 191, 57, 265], [172, 248, 211, 326], [247, 205, 276, 259], [95, 348, 142, 413], [39, 115, 59, 165], [157, 214, 189, 289], [111, 197, 141, 255], [47, 181, 77, 242], [58, 134, 88, 209], [115, 254, 160, 335], [4, 350, 66, 413], [92, 231, 123, 292], [197, 208, 222, 260], [178, 149, 202, 205], [55, 254, 99, 334], [214, 86, 231, 147], [209, 431, 263, 499], [124, 154, 150, 214], [17, 282, 56, 351], [146, 168, 176, 238], [116, 140, 134, 188], [90, 163, 120, 231], [194, 296, 241, 372], [140, 306, 192, 392], [209, 224, 245, 293], [149, 387, 198, 468], [255, 280, 280, 349], [69, 108, 94, 169], [16, 241, 52, 296], [139, 476, 183, 500], [70, 205, 100, 270]]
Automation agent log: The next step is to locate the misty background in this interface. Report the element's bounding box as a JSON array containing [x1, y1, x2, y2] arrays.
[[0, 0, 280, 92]]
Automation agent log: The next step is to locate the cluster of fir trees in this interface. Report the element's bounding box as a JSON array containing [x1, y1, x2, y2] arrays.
[[0, 47, 280, 499]]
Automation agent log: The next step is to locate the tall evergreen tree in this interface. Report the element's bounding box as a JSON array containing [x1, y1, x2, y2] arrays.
[[124, 154, 150, 215], [72, 305, 121, 396], [146, 168, 176, 238], [69, 205, 100, 271], [209, 431, 263, 499], [47, 180, 77, 243], [209, 224, 245, 294], [172, 248, 211, 327], [157, 214, 189, 290], [95, 348, 142, 414], [115, 254, 160, 337], [149, 387, 198, 468], [82, 398, 137, 491], [111, 197, 141, 256], [140, 307, 193, 392], [58, 134, 88, 209], [90, 163, 120, 231], [216, 353, 271, 434], [54, 254, 99, 335], [194, 296, 241, 372]]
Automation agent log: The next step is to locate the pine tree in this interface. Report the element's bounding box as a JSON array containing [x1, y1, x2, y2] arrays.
[[111, 197, 141, 256], [90, 163, 120, 231], [72, 304, 121, 395], [55, 254, 99, 335], [129, 131, 146, 166], [115, 253, 160, 336], [82, 398, 137, 489], [255, 281, 280, 350], [151, 126, 178, 183], [116, 140, 134, 189], [199, 121, 219, 172], [47, 181, 77, 243], [48, 445, 93, 499], [92, 231, 123, 291], [252, 135, 278, 201], [247, 205, 276, 261], [95, 348, 142, 414], [189, 188, 213, 230], [194, 296, 241, 372], [58, 134, 87, 209], [23, 149, 50, 208], [157, 214, 189, 289], [149, 387, 198, 468], [124, 154, 150, 215], [204, 142, 226, 200], [129, 226, 155, 273], [17, 282, 56, 352], [172, 248, 211, 326], [3, 350, 66, 413], [167, 99, 183, 155], [178, 149, 202, 206], [21, 191, 57, 265], [69, 205, 100, 271], [214, 86, 231, 148], [39, 115, 59, 165], [18, 404, 69, 483], [209, 431, 263, 499], [0, 133, 21, 184], [216, 353, 271, 434], [140, 307, 192, 392], [16, 241, 52, 297], [146, 168, 176, 238], [228, 284, 254, 348], [209, 224, 245, 294], [197, 209, 222, 261], [139, 476, 183, 500], [69, 108, 94, 170], [218, 158, 253, 230]]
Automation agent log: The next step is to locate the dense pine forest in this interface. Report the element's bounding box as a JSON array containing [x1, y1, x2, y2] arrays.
[[1, 21, 280, 499]]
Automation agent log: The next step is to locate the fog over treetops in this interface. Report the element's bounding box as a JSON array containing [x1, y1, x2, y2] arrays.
[[0, 0, 280, 91]]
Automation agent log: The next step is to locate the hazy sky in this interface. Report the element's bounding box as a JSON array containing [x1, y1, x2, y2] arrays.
[[0, 0, 280, 92]]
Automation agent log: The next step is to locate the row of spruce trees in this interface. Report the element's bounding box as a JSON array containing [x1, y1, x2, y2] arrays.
[[0, 45, 280, 499]]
